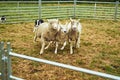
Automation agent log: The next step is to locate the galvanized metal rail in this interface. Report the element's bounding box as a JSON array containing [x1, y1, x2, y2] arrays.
[[0, 1, 120, 24], [0, 42, 120, 80]]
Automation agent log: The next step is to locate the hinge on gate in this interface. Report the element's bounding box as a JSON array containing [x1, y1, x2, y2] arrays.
[[2, 56, 8, 62]]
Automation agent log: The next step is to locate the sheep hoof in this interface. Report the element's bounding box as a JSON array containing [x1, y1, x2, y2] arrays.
[[54, 51, 57, 54], [40, 53, 42, 55], [75, 46, 79, 49], [33, 40, 36, 43], [77, 45, 80, 48], [70, 52, 73, 54], [40, 52, 43, 54], [76, 43, 80, 48], [44, 47, 48, 50], [60, 47, 64, 50]]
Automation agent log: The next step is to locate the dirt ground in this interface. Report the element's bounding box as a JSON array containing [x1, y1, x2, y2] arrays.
[[0, 19, 120, 80]]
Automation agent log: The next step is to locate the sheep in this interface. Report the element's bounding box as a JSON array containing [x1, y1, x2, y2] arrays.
[[33, 19, 44, 32], [0, 16, 6, 23], [67, 18, 82, 54], [34, 19, 60, 54], [44, 23, 68, 54], [55, 23, 68, 51]]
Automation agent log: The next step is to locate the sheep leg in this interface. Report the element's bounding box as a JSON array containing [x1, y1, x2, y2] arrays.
[[33, 27, 38, 32], [33, 27, 35, 32], [76, 35, 80, 48], [45, 41, 53, 49], [33, 35, 37, 43], [55, 42, 58, 54], [70, 41, 73, 54], [40, 39, 45, 54], [61, 41, 66, 50]]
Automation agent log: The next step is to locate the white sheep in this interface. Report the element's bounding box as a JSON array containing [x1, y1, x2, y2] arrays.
[[34, 19, 60, 54], [67, 18, 82, 54], [55, 23, 68, 51], [44, 23, 68, 54]]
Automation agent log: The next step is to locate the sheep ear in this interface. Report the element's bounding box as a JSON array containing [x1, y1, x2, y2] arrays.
[[70, 18, 73, 22], [60, 24, 62, 28], [56, 18, 59, 22], [77, 19, 80, 22], [65, 21, 68, 26], [57, 19, 59, 24], [47, 19, 49, 22]]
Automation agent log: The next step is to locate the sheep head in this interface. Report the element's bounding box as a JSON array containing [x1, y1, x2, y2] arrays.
[[47, 19, 59, 31], [70, 18, 80, 31], [60, 24, 67, 34]]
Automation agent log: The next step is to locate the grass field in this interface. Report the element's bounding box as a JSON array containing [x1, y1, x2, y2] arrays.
[[0, 19, 120, 80]]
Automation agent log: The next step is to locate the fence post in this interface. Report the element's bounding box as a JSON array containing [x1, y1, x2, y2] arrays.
[[0, 42, 6, 80], [0, 42, 3, 78], [73, 0, 77, 18], [38, 0, 42, 19], [17, 1, 20, 22], [114, 1, 119, 21], [58, 1, 60, 10], [17, 1, 19, 8], [94, 2, 97, 18], [6, 42, 12, 80]]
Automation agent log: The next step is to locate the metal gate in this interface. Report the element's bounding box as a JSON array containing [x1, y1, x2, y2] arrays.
[[0, 42, 120, 80], [0, 1, 120, 24]]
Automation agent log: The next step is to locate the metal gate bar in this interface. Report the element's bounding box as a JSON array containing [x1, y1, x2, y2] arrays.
[[0, 42, 120, 80]]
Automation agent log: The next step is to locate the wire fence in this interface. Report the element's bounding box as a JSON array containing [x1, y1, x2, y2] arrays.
[[0, 42, 120, 80], [0, 1, 120, 24]]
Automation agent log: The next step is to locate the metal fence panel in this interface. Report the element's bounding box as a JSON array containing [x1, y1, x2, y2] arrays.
[[9, 52, 120, 80], [0, 1, 120, 24], [0, 42, 120, 80]]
